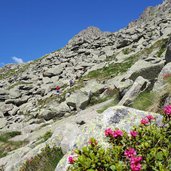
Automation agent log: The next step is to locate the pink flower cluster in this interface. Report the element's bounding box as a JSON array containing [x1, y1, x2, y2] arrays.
[[105, 128, 123, 138], [163, 105, 171, 116], [124, 148, 142, 171], [141, 114, 155, 125], [68, 156, 75, 164], [130, 131, 138, 138]]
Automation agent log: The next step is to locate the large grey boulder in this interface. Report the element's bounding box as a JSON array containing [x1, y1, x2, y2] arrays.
[[43, 66, 64, 77], [81, 79, 105, 95], [153, 62, 171, 91], [5, 96, 30, 106], [165, 37, 171, 63], [118, 76, 149, 106], [0, 118, 7, 129], [1, 104, 15, 116], [0, 90, 9, 102], [126, 59, 164, 81], [39, 102, 71, 120], [66, 91, 90, 110]]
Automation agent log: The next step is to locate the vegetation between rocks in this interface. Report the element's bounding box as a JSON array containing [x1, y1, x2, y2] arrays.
[[20, 146, 63, 171], [132, 74, 171, 113], [0, 131, 27, 158]]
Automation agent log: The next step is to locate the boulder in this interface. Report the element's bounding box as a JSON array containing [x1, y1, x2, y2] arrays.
[[66, 91, 90, 110], [1, 104, 14, 116], [153, 62, 171, 91], [5, 96, 30, 106], [118, 76, 149, 106], [0, 118, 7, 129], [39, 102, 70, 120], [126, 59, 164, 81], [81, 79, 105, 95], [165, 37, 171, 63], [0, 90, 9, 102], [43, 66, 63, 77]]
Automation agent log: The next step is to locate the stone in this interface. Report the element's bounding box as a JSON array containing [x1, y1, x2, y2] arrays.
[[0, 118, 7, 129], [43, 66, 64, 77], [153, 62, 171, 91], [66, 91, 90, 110], [0, 90, 9, 102], [165, 37, 171, 63], [118, 76, 149, 106], [5, 96, 30, 106], [126, 59, 164, 81], [81, 79, 105, 95]]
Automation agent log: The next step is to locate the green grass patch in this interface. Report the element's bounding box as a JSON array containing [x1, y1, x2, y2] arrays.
[[131, 91, 156, 111], [142, 38, 168, 57], [84, 54, 138, 80], [97, 99, 118, 114], [89, 88, 119, 106], [0, 131, 21, 142], [0, 131, 27, 158], [0, 63, 30, 80], [35, 131, 52, 146], [20, 146, 63, 171]]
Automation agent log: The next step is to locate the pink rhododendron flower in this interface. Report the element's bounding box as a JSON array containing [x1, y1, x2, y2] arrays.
[[104, 128, 113, 137], [163, 105, 171, 116], [112, 129, 123, 138], [124, 148, 137, 158], [130, 131, 138, 138], [68, 156, 75, 164], [130, 163, 142, 171], [141, 118, 149, 125], [130, 156, 143, 165], [146, 115, 155, 121]]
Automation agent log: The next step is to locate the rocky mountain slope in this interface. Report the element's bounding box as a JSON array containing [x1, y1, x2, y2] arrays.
[[0, 0, 171, 170]]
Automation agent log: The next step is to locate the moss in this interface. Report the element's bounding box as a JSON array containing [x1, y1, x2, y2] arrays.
[[20, 146, 63, 171], [0, 131, 27, 158]]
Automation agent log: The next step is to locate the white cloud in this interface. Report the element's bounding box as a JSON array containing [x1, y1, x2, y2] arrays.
[[12, 57, 24, 64]]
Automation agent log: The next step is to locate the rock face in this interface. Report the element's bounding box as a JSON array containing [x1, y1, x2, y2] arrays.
[[153, 62, 171, 91], [0, 0, 171, 170], [118, 76, 149, 106], [165, 37, 171, 63]]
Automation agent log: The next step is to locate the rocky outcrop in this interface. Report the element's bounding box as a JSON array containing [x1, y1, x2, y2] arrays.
[[165, 37, 171, 63], [118, 76, 149, 106], [153, 62, 171, 91], [66, 91, 90, 110]]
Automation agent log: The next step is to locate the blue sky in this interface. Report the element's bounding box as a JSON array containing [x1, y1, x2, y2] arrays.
[[0, 0, 163, 66]]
